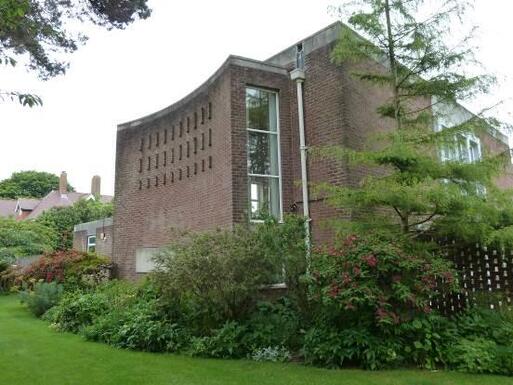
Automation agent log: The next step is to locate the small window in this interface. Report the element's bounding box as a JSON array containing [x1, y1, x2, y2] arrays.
[[187, 116, 190, 133], [201, 133, 205, 150], [179, 169, 182, 180], [208, 129, 212, 147], [139, 138, 144, 151], [156, 132, 160, 147], [193, 137, 197, 154], [187, 166, 190, 178], [171, 148, 175, 163], [186, 141, 190, 158], [179, 121, 183, 137], [208, 156, 212, 169], [194, 162, 198, 175], [163, 173, 167, 185], [87, 235, 96, 253], [163, 151, 167, 166], [148, 134, 152, 149], [171, 125, 175, 141], [138, 180, 142, 190], [179, 144, 182, 160], [138, 159, 143, 173], [171, 171, 174, 183], [201, 107, 205, 124], [155, 153, 159, 169], [147, 156, 151, 171], [147, 178, 150, 188], [202, 159, 205, 172], [194, 112, 198, 129], [164, 129, 168, 144], [155, 175, 159, 187], [208, 102, 212, 120]]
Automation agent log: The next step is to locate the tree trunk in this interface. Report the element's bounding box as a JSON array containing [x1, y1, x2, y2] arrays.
[[384, 0, 401, 131]]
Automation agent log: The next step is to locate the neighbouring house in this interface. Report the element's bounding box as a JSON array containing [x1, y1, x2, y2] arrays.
[[0, 199, 17, 219], [112, 22, 513, 280], [0, 172, 113, 220], [73, 217, 113, 257]]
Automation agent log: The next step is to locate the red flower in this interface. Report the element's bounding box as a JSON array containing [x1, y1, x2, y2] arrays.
[[353, 265, 361, 276], [361, 254, 378, 268], [328, 283, 340, 298]]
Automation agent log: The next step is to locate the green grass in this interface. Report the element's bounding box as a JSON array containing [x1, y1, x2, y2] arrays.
[[0, 295, 510, 385]]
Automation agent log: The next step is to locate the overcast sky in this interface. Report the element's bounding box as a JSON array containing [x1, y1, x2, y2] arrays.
[[1, 0, 511, 195]]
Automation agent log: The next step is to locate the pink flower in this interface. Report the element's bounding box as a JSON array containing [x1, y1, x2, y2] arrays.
[[361, 254, 378, 268]]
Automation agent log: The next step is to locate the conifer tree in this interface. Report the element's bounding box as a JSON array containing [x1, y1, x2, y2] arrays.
[[318, 0, 513, 245]]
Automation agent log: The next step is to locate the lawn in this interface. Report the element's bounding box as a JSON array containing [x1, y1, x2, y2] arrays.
[[0, 295, 510, 385]]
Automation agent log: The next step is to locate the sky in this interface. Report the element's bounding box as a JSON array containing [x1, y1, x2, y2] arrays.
[[1, 0, 512, 195]]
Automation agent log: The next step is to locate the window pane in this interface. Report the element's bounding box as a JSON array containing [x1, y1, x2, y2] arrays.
[[246, 88, 277, 131], [249, 176, 280, 220], [469, 140, 480, 162], [248, 131, 279, 175]]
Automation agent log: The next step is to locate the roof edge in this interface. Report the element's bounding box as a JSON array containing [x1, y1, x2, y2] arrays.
[[117, 56, 288, 131]]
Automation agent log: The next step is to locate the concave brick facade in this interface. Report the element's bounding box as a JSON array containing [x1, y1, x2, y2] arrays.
[[113, 22, 513, 279]]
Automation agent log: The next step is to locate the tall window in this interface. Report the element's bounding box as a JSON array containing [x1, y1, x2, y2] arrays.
[[246, 87, 282, 221], [87, 235, 96, 253]]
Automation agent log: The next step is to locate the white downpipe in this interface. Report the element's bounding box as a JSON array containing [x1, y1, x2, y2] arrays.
[[290, 69, 311, 266]]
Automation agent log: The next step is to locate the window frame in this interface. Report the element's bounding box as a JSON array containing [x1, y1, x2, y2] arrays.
[[86, 235, 96, 253], [245, 86, 283, 223]]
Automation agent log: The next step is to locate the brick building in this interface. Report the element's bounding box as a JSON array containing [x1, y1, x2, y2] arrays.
[[113, 22, 512, 279]]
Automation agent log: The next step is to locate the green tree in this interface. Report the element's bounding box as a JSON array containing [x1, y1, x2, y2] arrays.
[[0, 0, 151, 106], [317, 0, 513, 245], [0, 171, 74, 199], [0, 217, 58, 262], [36, 199, 113, 250]]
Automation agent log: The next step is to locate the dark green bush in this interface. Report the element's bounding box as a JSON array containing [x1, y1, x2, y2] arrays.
[[153, 216, 306, 333], [20, 281, 63, 317], [243, 299, 302, 351]]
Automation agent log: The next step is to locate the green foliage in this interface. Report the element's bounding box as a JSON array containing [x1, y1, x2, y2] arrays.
[[446, 338, 499, 374], [153, 216, 306, 333], [19, 281, 63, 317], [0, 217, 58, 261], [0, 0, 150, 106], [36, 199, 113, 250], [0, 171, 74, 199], [319, 0, 513, 246], [307, 234, 456, 326], [188, 322, 249, 359]]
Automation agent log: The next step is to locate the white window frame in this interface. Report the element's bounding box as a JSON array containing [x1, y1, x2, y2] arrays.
[[86, 235, 96, 253], [246, 86, 283, 223], [439, 129, 482, 164]]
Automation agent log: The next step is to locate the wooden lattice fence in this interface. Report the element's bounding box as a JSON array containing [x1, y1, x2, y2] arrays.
[[433, 243, 513, 314]]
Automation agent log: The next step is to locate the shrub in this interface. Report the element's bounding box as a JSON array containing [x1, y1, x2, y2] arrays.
[[188, 321, 248, 359], [302, 324, 401, 370], [20, 281, 63, 317], [243, 299, 302, 351], [446, 338, 499, 374], [21, 250, 111, 290], [307, 234, 457, 326], [46, 280, 137, 332], [153, 216, 306, 333]]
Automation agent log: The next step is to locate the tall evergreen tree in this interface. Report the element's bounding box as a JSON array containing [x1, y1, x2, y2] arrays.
[[317, 0, 513, 245]]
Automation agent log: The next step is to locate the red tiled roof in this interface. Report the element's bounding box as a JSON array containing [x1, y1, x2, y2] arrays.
[[26, 191, 113, 219]]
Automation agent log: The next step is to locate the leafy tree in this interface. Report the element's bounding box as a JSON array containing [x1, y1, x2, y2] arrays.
[[36, 198, 113, 250], [0, 171, 74, 199], [0, 217, 58, 262], [0, 0, 151, 106], [317, 0, 513, 246]]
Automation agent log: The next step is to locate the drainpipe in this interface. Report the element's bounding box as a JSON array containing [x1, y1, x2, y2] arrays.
[[290, 68, 311, 266]]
